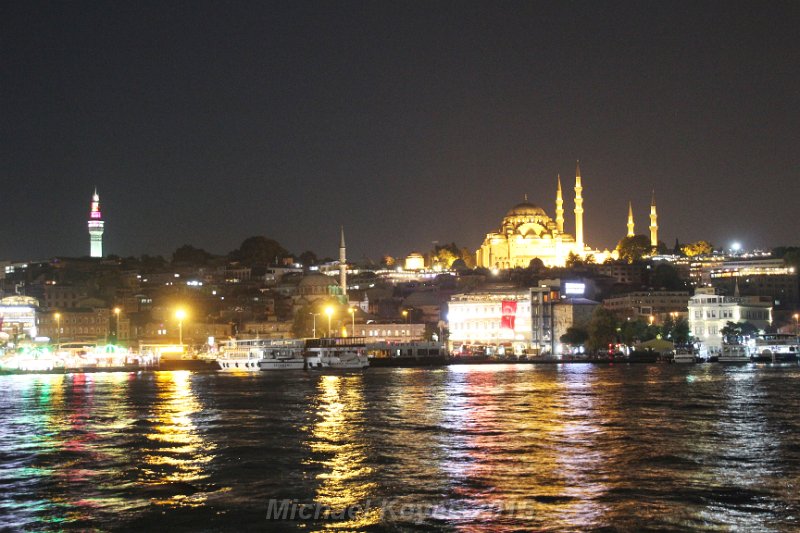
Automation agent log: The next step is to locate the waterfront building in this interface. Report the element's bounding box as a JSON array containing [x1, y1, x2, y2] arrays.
[[37, 307, 111, 344], [88, 189, 105, 258], [603, 291, 690, 321], [447, 287, 532, 355], [688, 287, 772, 356], [476, 163, 616, 269], [0, 295, 39, 339], [531, 281, 598, 355]]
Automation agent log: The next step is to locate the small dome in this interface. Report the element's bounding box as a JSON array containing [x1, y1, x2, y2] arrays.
[[505, 201, 546, 217]]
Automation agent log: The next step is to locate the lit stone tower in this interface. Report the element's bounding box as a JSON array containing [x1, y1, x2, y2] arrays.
[[339, 226, 347, 297], [649, 191, 658, 248], [627, 201, 635, 237], [555, 175, 564, 233], [573, 161, 584, 249], [88, 188, 104, 258]]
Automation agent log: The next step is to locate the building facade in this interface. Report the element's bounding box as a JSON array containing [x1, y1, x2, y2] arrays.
[[688, 288, 772, 356], [447, 288, 532, 355]]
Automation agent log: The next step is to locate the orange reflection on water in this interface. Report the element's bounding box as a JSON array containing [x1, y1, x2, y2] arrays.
[[307, 374, 381, 530], [142, 371, 216, 507], [440, 364, 610, 531]]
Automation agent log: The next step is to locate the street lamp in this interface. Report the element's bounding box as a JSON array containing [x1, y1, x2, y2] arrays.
[[309, 312, 320, 338], [324, 306, 334, 337], [54, 312, 61, 347], [175, 309, 187, 346], [114, 307, 121, 343], [348, 307, 355, 337], [649, 315, 655, 326], [402, 309, 409, 323], [794, 313, 799, 336]]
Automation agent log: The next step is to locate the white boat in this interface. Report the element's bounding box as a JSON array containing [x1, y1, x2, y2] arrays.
[[752, 334, 799, 363], [717, 343, 750, 364], [217, 338, 268, 371], [672, 349, 697, 364], [257, 339, 306, 370], [305, 337, 370, 370]]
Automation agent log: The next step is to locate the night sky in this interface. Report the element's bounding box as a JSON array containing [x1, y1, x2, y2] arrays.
[[2, 1, 798, 262]]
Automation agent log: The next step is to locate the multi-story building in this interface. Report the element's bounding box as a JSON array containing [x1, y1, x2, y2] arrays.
[[447, 287, 532, 356], [37, 308, 112, 344], [688, 287, 772, 356], [706, 258, 798, 309], [531, 282, 599, 355], [595, 261, 646, 286], [603, 291, 690, 321]]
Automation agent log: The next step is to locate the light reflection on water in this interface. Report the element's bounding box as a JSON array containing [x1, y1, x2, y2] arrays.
[[1, 365, 800, 530]]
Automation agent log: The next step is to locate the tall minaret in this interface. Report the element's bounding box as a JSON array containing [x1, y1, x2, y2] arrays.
[[555, 175, 564, 233], [573, 161, 584, 249], [649, 190, 658, 248], [88, 188, 104, 258], [627, 201, 635, 237], [339, 226, 347, 297]]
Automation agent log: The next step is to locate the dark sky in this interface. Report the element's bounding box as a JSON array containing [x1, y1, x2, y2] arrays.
[[2, 1, 798, 262]]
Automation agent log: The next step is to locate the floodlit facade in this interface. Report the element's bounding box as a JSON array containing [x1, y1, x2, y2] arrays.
[[447, 288, 531, 355], [476, 163, 616, 268], [688, 287, 772, 356]]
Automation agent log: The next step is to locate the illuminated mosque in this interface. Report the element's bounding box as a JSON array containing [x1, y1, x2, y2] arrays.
[[476, 162, 657, 269]]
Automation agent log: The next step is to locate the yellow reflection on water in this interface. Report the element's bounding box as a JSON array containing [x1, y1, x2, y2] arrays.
[[307, 374, 380, 530], [143, 371, 215, 507]]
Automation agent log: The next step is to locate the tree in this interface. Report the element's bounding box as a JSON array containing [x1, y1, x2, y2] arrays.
[[682, 240, 714, 257], [587, 307, 618, 352], [619, 319, 648, 346], [560, 327, 589, 346], [649, 263, 688, 290], [566, 251, 583, 268], [672, 318, 690, 344], [299, 250, 318, 267], [720, 321, 760, 341], [172, 244, 213, 266], [617, 235, 651, 263], [229, 236, 289, 266]]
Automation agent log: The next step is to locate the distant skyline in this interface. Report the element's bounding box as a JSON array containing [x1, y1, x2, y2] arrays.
[[2, 2, 798, 261]]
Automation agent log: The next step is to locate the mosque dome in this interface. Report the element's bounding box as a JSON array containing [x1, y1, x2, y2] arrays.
[[505, 201, 547, 218], [298, 273, 339, 289]]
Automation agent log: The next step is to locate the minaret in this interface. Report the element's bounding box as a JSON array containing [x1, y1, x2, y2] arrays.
[[627, 201, 635, 237], [649, 190, 658, 248], [555, 175, 564, 233], [88, 188, 104, 258], [339, 226, 347, 297], [573, 161, 584, 249]]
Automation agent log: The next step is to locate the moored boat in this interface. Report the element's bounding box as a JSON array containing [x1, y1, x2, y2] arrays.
[[305, 337, 369, 370], [718, 342, 750, 364]]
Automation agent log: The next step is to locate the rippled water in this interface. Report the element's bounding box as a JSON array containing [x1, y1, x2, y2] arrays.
[[2, 364, 800, 531]]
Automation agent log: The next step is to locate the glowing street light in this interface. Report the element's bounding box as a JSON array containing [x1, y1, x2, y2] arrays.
[[309, 312, 320, 338], [794, 313, 799, 335], [176, 309, 187, 345], [731, 242, 742, 255], [324, 306, 334, 337], [402, 309, 409, 323], [649, 315, 655, 326]]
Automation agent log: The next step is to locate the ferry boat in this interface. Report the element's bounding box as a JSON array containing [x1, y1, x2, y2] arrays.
[[257, 339, 306, 370], [367, 341, 448, 367], [717, 343, 750, 364], [751, 334, 799, 363], [217, 338, 268, 371], [305, 337, 369, 370]]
